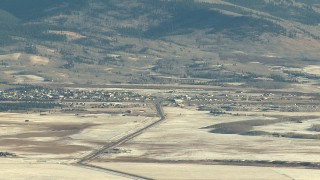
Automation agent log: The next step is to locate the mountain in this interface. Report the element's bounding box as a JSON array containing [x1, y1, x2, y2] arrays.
[[0, 0, 319, 87]]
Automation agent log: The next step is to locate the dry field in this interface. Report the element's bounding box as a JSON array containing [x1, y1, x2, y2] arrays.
[[0, 112, 157, 163], [0, 53, 22, 60], [254, 117, 320, 135], [97, 107, 320, 163], [28, 55, 50, 66], [14, 75, 45, 84], [0, 53, 49, 65], [1, 94, 320, 179], [304, 65, 320, 76], [48, 30, 86, 41], [92, 162, 320, 180], [0, 159, 129, 180]]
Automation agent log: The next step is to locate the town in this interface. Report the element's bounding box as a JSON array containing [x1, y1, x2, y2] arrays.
[[0, 85, 319, 114]]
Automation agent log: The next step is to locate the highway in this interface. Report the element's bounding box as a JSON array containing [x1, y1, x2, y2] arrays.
[[76, 100, 165, 180]]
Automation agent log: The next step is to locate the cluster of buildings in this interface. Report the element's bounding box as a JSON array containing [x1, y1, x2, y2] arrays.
[[0, 87, 150, 102], [165, 91, 320, 113]]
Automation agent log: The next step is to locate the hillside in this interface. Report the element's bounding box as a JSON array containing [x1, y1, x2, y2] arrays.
[[0, 0, 319, 88]]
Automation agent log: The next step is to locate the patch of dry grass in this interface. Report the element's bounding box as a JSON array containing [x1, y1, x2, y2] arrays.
[[309, 124, 320, 132]]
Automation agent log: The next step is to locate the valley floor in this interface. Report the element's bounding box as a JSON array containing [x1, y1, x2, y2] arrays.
[[0, 86, 320, 179]]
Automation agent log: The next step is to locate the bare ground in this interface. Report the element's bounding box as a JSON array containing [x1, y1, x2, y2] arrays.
[[91, 162, 320, 180], [97, 107, 320, 163]]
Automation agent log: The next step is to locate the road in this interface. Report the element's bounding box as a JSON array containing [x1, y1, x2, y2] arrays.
[[76, 100, 165, 180]]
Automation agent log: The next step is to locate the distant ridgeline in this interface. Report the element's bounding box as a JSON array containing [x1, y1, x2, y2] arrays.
[[0, 0, 76, 45], [0, 0, 85, 20], [0, 0, 317, 46], [225, 0, 320, 25], [0, 0, 289, 44]]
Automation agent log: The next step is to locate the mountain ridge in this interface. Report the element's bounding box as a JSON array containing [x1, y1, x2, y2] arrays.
[[0, 0, 319, 86]]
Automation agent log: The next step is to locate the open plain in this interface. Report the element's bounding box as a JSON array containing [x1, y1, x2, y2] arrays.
[[0, 85, 319, 179], [0, 110, 158, 163]]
